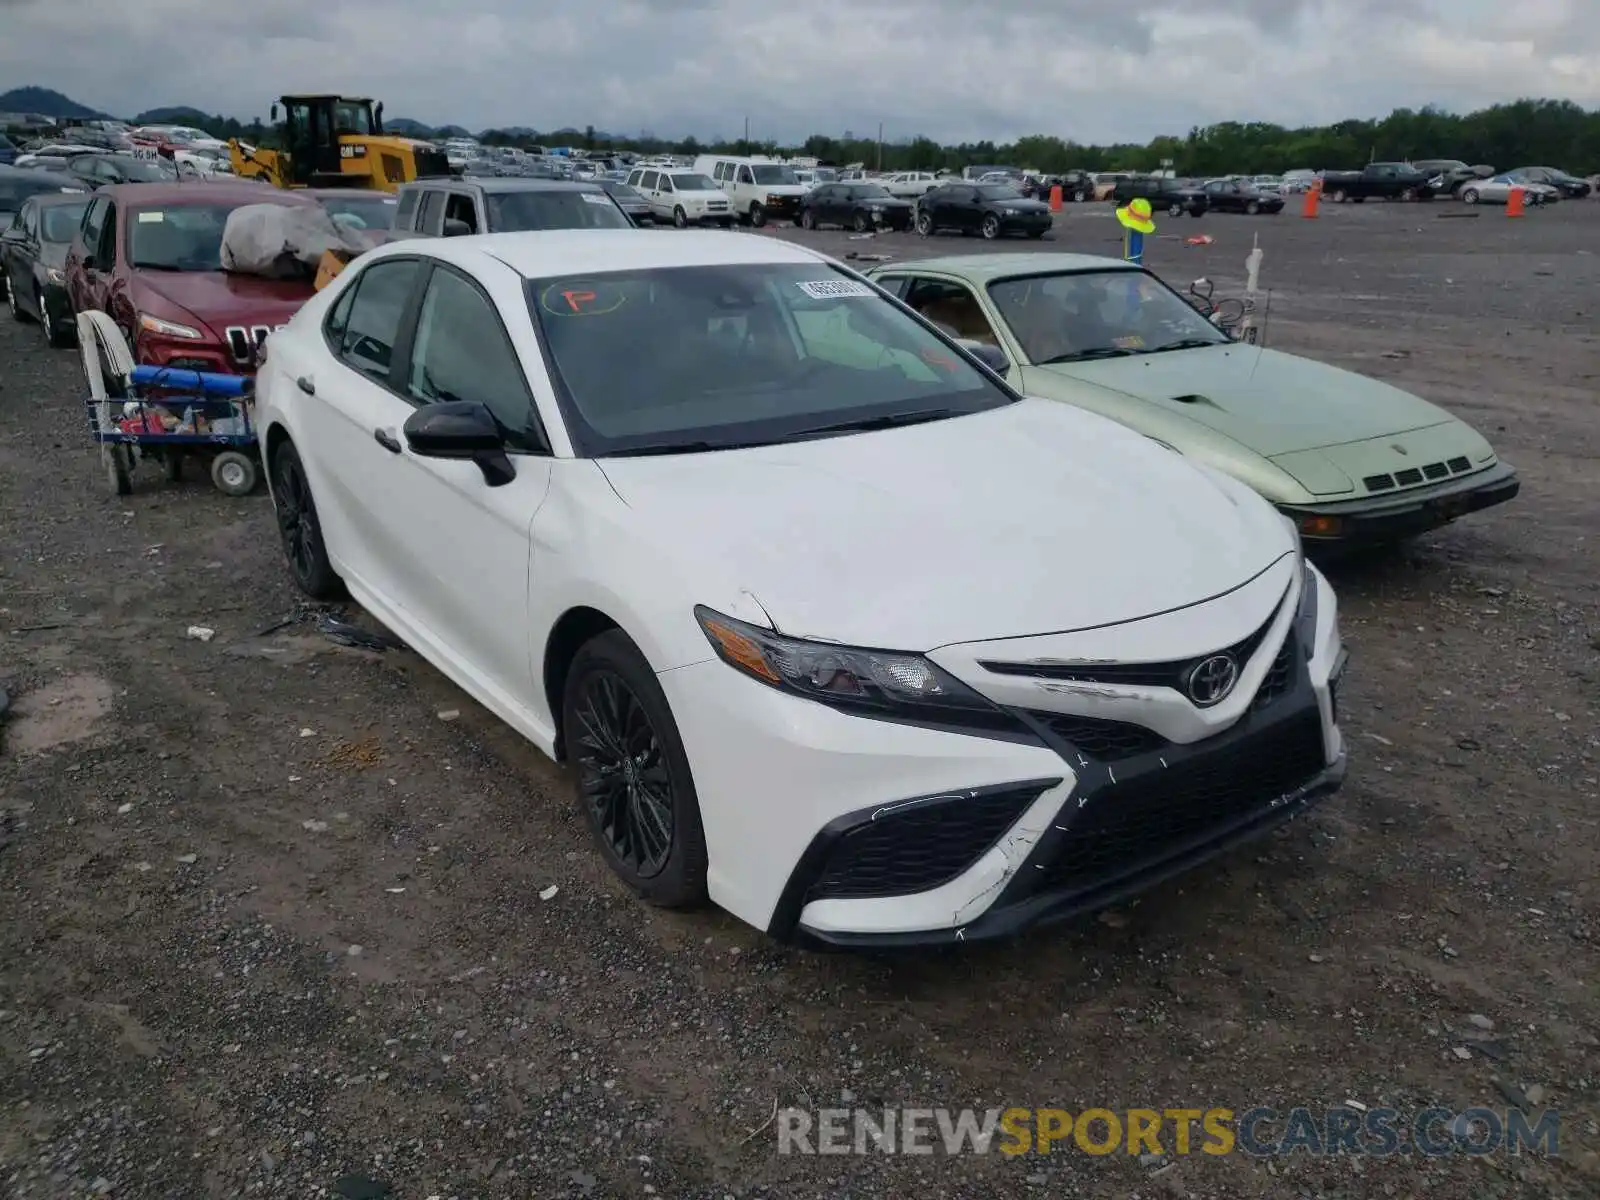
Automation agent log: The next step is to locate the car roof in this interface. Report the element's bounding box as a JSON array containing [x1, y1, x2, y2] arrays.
[[372, 229, 829, 279], [871, 252, 1137, 281], [27, 191, 92, 209], [98, 181, 317, 205], [405, 177, 603, 194]]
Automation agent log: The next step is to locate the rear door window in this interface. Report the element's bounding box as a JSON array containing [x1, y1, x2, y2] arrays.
[[335, 258, 424, 384]]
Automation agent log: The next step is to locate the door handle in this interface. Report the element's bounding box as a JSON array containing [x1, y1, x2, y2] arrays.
[[296, 375, 315, 395], [373, 428, 401, 453]]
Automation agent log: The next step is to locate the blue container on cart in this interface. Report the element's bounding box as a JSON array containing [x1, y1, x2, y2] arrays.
[[87, 366, 262, 496]]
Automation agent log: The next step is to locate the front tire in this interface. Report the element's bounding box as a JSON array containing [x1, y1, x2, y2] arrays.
[[1245, 200, 1260, 215], [915, 210, 934, 236], [799, 209, 815, 230], [7, 274, 29, 323], [749, 203, 766, 227], [980, 213, 1001, 239], [270, 439, 344, 600], [852, 210, 870, 233], [563, 630, 708, 909], [1461, 187, 1479, 204], [211, 450, 258, 496], [673, 206, 688, 229]]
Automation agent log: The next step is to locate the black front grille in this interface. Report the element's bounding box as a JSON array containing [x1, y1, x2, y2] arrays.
[[1364, 455, 1479, 493], [1036, 712, 1327, 894], [1394, 467, 1423, 486], [807, 784, 1047, 901], [1250, 634, 1295, 711], [1028, 712, 1165, 760], [979, 596, 1283, 690]]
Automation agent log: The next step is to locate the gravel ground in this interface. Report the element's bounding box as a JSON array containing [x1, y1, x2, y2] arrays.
[[1, 198, 1598, 1199]]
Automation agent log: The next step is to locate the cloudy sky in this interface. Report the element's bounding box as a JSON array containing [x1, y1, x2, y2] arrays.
[[2, 0, 1596, 143]]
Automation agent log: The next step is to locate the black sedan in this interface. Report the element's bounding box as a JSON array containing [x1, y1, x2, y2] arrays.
[[1110, 175, 1208, 217], [56, 152, 178, 189], [797, 182, 913, 232], [1201, 178, 1285, 214], [915, 183, 1052, 239], [2, 190, 90, 347], [595, 179, 654, 225]]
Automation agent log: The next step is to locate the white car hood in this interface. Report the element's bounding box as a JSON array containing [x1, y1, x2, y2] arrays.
[[596, 399, 1290, 650]]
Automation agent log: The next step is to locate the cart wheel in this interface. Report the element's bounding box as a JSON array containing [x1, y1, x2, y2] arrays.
[[164, 450, 184, 483], [211, 451, 258, 496], [104, 444, 133, 495]]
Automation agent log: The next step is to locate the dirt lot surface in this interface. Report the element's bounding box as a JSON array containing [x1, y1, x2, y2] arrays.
[[2, 199, 1598, 1199]]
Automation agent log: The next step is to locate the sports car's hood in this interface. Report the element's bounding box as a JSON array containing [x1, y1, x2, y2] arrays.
[[133, 270, 315, 337], [596, 399, 1291, 650], [1040, 343, 1457, 455]]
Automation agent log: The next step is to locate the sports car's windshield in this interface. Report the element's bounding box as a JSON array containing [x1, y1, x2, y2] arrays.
[[528, 263, 1015, 456], [987, 270, 1230, 364]]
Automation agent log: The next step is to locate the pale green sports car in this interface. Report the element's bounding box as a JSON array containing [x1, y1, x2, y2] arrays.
[[863, 253, 1519, 548]]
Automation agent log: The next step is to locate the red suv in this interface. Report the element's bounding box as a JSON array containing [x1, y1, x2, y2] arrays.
[[64, 181, 321, 373]]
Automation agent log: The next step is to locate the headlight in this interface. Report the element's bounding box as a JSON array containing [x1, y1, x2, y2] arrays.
[[139, 313, 202, 339], [694, 606, 1011, 729]]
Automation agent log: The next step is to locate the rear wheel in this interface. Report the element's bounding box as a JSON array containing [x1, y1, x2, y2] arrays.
[[7, 274, 28, 323], [40, 289, 72, 348], [270, 439, 344, 600], [563, 630, 708, 909], [211, 450, 257, 496], [852, 210, 870, 233], [1245, 200, 1260, 215], [104, 444, 133, 495], [1330, 188, 1347, 203], [1168, 201, 1184, 217], [799, 209, 815, 230]]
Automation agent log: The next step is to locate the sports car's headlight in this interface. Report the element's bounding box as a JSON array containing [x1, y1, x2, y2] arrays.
[[694, 606, 1010, 728], [139, 312, 201, 339]]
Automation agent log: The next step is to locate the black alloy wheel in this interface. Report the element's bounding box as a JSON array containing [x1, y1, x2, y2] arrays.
[[980, 212, 1001, 239], [564, 630, 707, 907], [270, 440, 343, 599]]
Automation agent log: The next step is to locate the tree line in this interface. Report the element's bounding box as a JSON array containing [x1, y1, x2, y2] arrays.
[[11, 98, 1596, 176]]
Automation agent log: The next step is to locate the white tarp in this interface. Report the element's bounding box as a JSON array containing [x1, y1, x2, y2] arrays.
[[220, 203, 368, 278]]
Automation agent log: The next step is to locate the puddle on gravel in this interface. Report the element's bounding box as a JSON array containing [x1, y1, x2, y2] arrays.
[[2, 672, 116, 756]]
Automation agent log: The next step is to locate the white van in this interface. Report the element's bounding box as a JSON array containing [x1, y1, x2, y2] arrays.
[[624, 166, 734, 227], [692, 156, 808, 226]]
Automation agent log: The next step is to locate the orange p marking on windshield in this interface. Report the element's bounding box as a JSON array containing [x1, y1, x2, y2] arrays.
[[562, 289, 598, 312]]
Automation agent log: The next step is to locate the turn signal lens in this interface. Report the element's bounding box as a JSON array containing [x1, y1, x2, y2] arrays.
[[1298, 515, 1344, 538], [139, 312, 202, 339]]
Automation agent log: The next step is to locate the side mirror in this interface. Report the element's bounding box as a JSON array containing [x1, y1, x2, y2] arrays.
[[270, 103, 280, 122], [442, 217, 471, 237], [402, 401, 515, 486], [962, 341, 1010, 377]]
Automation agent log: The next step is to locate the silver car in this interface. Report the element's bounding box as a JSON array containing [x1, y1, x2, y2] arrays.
[[1458, 173, 1560, 206]]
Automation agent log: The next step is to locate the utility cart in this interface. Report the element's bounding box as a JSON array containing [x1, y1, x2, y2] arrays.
[[79, 311, 263, 497]]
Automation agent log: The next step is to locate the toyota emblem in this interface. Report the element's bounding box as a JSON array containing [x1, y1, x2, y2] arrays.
[[1187, 653, 1239, 706]]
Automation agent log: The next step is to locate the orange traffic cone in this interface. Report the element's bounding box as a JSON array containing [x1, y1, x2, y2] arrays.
[[1506, 186, 1525, 218], [1301, 180, 1320, 219], [1049, 184, 1063, 212]]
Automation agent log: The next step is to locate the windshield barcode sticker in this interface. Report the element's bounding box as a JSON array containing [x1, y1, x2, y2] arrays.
[[137, 211, 165, 222], [796, 280, 875, 300], [580, 193, 610, 204]]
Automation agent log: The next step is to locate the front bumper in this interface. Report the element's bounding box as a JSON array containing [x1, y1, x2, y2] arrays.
[[1282, 460, 1519, 549], [664, 563, 1347, 947]]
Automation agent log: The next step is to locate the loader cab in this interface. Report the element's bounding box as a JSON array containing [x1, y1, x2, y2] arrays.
[[272, 95, 384, 188]]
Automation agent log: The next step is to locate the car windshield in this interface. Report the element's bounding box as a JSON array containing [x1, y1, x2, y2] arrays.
[[318, 194, 397, 229], [813, 169, 837, 181], [750, 164, 798, 185], [852, 184, 891, 199], [41, 200, 89, 241], [485, 190, 631, 231], [127, 201, 259, 270], [116, 157, 178, 181], [603, 183, 644, 201], [987, 270, 1230, 363], [670, 173, 716, 191], [976, 184, 1022, 200], [527, 263, 1014, 456]]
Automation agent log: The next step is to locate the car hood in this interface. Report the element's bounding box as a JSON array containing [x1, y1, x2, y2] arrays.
[[1037, 343, 1458, 456], [132, 270, 315, 337], [595, 399, 1290, 649]]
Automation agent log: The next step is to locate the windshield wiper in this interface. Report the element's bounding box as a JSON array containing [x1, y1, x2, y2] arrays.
[[1036, 347, 1139, 363], [1147, 337, 1227, 353], [605, 438, 786, 457], [130, 262, 189, 271], [787, 408, 962, 437]]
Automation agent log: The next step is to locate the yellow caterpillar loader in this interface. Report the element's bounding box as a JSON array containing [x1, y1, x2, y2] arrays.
[[228, 95, 453, 192]]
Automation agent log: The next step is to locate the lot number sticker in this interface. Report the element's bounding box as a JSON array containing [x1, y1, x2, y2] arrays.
[[796, 279, 875, 300], [579, 193, 611, 205]]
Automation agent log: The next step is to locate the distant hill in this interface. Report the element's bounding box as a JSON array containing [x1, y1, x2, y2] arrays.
[[134, 106, 213, 125], [383, 117, 432, 136], [0, 86, 108, 120]]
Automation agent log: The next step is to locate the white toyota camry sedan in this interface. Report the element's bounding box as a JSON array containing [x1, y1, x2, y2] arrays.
[[255, 229, 1349, 948]]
